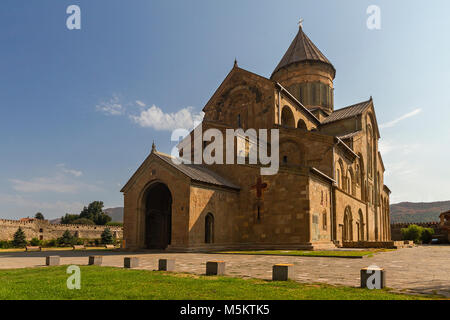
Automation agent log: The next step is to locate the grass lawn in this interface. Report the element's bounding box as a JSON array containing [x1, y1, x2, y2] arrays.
[[0, 247, 115, 253], [0, 266, 433, 300], [213, 249, 393, 258]]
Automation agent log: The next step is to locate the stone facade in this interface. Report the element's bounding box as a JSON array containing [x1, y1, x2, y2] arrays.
[[122, 25, 391, 251], [0, 219, 123, 241]]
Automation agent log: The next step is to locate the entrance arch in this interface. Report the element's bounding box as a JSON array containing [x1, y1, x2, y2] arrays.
[[343, 206, 353, 242], [144, 182, 172, 249]]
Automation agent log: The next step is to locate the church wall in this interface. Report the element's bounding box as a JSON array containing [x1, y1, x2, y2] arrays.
[[208, 163, 313, 247], [308, 177, 333, 245], [203, 68, 277, 132], [320, 117, 360, 137], [188, 184, 238, 247], [122, 158, 191, 249], [278, 128, 335, 178], [334, 188, 367, 244]]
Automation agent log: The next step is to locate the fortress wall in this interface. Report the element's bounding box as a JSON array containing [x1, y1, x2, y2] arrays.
[[0, 219, 123, 241]]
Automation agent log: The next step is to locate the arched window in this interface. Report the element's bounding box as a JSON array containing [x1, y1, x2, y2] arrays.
[[297, 119, 307, 130], [281, 106, 295, 128], [358, 209, 364, 241], [336, 168, 341, 187], [347, 168, 354, 195], [205, 213, 214, 244], [322, 211, 327, 230], [367, 125, 373, 177]]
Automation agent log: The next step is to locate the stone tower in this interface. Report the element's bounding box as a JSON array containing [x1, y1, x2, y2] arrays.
[[271, 25, 336, 115]]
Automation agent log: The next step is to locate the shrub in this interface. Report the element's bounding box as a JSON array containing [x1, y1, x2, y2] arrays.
[[101, 228, 114, 244], [29, 238, 42, 246], [0, 240, 13, 249], [421, 228, 435, 244], [12, 227, 27, 248], [57, 230, 77, 247], [42, 239, 57, 247]]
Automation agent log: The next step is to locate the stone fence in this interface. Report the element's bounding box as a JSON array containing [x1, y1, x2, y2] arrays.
[[390, 221, 448, 243], [0, 219, 123, 241]]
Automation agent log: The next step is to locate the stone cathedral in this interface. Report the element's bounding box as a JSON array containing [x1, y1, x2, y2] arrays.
[[121, 25, 391, 251]]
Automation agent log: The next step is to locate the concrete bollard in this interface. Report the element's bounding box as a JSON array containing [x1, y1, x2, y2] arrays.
[[272, 264, 294, 281], [46, 256, 60, 266], [206, 261, 226, 276], [124, 257, 139, 269], [158, 259, 175, 271], [88, 256, 103, 266], [360, 266, 386, 289]]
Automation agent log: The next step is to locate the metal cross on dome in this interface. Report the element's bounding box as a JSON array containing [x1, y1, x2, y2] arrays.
[[298, 18, 304, 28]]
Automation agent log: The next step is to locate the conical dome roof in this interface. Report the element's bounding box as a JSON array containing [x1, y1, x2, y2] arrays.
[[272, 26, 335, 77]]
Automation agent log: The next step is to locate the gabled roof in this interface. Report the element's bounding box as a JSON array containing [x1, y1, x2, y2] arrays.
[[203, 65, 272, 112], [337, 130, 362, 140], [121, 151, 240, 193], [272, 26, 335, 77], [154, 152, 240, 190], [321, 99, 372, 125]]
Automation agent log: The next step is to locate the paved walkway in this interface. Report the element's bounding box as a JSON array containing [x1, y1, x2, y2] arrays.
[[0, 246, 449, 297]]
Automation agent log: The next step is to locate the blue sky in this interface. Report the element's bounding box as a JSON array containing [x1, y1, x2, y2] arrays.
[[1, 0, 449, 219]]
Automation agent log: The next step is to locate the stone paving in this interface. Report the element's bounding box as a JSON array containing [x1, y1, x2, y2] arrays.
[[0, 246, 449, 297]]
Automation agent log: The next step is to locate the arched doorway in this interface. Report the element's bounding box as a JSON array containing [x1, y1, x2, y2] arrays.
[[343, 207, 353, 242], [205, 213, 214, 244], [281, 106, 295, 128], [144, 183, 172, 249]]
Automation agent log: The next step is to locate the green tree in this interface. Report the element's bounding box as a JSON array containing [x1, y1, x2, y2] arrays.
[[13, 227, 27, 248], [401, 224, 423, 243], [57, 230, 76, 247], [101, 228, 114, 244], [34, 212, 44, 220], [421, 228, 435, 244], [61, 213, 80, 224], [72, 218, 95, 225], [79, 201, 111, 225], [29, 238, 42, 246]]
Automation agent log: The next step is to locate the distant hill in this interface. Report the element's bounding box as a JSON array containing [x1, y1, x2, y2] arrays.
[[49, 207, 123, 224], [49, 218, 61, 224], [390, 201, 450, 223], [104, 207, 124, 222]]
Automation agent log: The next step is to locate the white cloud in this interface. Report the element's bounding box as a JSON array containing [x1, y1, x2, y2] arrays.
[[0, 194, 83, 213], [9, 167, 102, 194], [95, 95, 124, 116], [380, 108, 421, 129], [10, 176, 80, 193], [379, 140, 420, 156], [130, 105, 204, 131], [57, 164, 82, 177], [136, 100, 146, 107]]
